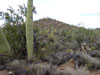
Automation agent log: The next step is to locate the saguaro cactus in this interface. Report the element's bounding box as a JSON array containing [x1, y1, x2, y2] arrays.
[[26, 0, 34, 59], [0, 27, 10, 54]]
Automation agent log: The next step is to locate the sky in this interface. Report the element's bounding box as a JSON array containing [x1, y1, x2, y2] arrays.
[[0, 0, 100, 29]]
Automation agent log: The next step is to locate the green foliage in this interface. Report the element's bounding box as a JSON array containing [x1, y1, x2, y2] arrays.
[[0, 4, 37, 59], [59, 27, 99, 43], [85, 62, 93, 70], [0, 27, 10, 54], [0, 5, 26, 25], [2, 24, 26, 58], [34, 31, 56, 59]]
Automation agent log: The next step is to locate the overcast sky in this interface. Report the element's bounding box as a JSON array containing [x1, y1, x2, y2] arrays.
[[0, 0, 100, 29]]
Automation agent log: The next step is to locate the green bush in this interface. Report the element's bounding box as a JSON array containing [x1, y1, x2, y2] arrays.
[[2, 24, 26, 58]]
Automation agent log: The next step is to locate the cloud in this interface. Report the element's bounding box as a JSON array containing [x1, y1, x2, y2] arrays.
[[80, 13, 98, 16]]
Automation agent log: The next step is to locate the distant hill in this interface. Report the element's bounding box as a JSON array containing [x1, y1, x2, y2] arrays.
[[34, 18, 79, 30], [32, 18, 100, 52]]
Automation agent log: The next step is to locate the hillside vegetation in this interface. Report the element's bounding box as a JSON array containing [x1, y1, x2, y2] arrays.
[[1, 18, 100, 75], [2, 18, 100, 57]]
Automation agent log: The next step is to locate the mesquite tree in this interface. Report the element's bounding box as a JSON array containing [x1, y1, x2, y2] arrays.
[[26, 0, 34, 59]]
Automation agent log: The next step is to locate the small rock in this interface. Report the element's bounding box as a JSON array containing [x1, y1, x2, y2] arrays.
[[8, 71, 14, 75]]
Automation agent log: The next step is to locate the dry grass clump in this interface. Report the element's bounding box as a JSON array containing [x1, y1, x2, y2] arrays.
[[76, 67, 91, 75], [51, 67, 77, 75]]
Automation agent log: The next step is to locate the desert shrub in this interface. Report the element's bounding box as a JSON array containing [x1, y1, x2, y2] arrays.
[[0, 4, 38, 58], [2, 23, 40, 58], [0, 5, 27, 58], [75, 28, 96, 43], [59, 27, 99, 48], [41, 51, 73, 65], [6, 60, 57, 75], [2, 24, 26, 58], [31, 63, 56, 75], [65, 41, 79, 49], [34, 31, 56, 59], [76, 67, 91, 75], [51, 67, 77, 75]]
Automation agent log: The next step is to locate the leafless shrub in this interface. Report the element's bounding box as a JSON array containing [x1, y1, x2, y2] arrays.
[[41, 51, 72, 65], [51, 67, 77, 75], [76, 67, 91, 75], [31, 63, 57, 75]]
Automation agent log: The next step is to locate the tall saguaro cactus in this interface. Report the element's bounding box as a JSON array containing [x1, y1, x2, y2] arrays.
[[26, 0, 34, 59], [0, 27, 10, 54]]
